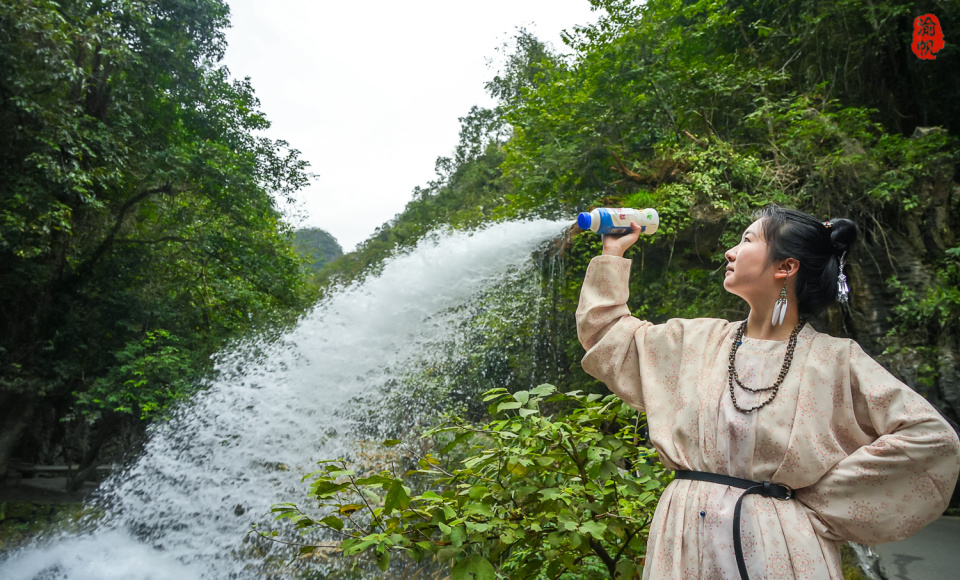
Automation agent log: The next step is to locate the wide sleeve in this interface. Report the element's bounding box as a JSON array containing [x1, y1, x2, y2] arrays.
[[795, 340, 960, 544], [575, 255, 652, 412]]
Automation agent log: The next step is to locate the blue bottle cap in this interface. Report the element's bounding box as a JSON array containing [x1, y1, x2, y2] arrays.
[[577, 212, 592, 229]]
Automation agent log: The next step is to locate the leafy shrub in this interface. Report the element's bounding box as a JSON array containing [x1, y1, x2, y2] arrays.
[[266, 385, 668, 579]]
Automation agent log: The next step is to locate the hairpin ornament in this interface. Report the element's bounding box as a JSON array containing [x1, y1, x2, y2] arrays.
[[837, 251, 849, 304]]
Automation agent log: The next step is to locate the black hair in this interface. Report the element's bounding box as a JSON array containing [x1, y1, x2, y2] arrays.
[[753, 204, 859, 317]]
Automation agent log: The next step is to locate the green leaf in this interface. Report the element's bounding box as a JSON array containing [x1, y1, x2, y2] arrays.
[[587, 446, 609, 462], [399, 485, 412, 508], [579, 520, 607, 539], [376, 547, 390, 571], [450, 524, 467, 547], [530, 384, 556, 396], [466, 521, 491, 533], [481, 388, 509, 401], [539, 487, 562, 500], [497, 401, 522, 412], [440, 431, 473, 454], [310, 480, 350, 498], [345, 538, 377, 555], [384, 480, 408, 515], [355, 474, 395, 487], [326, 469, 355, 478], [615, 559, 637, 579], [339, 503, 364, 515], [599, 460, 620, 480], [451, 554, 496, 580], [499, 528, 520, 544], [464, 502, 493, 518], [320, 515, 344, 531], [438, 547, 461, 562], [382, 439, 402, 447]]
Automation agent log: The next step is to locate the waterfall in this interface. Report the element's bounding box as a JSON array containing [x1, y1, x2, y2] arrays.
[[0, 219, 570, 579]]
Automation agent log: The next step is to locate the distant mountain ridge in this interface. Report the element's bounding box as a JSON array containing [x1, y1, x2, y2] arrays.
[[293, 228, 343, 275]]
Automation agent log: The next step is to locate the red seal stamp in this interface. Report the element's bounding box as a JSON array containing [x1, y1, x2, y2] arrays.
[[912, 14, 944, 60]]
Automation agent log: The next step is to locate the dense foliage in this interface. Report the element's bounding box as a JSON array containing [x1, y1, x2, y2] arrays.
[[270, 386, 665, 579], [0, 0, 313, 482]]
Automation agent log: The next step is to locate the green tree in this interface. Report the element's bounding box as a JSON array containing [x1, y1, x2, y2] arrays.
[[0, 0, 313, 480]]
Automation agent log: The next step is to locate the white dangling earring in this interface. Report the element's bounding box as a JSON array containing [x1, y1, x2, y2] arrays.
[[771, 279, 788, 326]]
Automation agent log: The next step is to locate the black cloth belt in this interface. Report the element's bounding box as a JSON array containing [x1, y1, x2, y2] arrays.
[[673, 470, 793, 580]]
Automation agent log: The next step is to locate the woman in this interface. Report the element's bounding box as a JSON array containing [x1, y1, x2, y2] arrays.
[[575, 205, 960, 579]]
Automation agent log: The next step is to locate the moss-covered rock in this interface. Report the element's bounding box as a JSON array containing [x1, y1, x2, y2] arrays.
[[0, 501, 100, 554]]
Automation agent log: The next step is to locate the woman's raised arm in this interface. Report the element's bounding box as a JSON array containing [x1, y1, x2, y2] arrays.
[[576, 254, 650, 412]]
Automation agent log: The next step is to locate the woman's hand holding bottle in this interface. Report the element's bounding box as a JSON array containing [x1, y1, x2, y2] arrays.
[[578, 208, 657, 257], [601, 222, 644, 257]]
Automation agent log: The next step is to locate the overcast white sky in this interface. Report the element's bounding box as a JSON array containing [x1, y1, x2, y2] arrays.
[[221, 1, 599, 252]]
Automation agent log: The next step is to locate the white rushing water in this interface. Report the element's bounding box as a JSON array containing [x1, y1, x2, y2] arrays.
[[0, 219, 570, 580]]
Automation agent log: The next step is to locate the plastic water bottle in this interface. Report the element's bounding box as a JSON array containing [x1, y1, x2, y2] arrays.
[[577, 208, 659, 236]]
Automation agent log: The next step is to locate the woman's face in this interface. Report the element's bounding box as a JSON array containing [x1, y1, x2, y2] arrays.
[[723, 218, 775, 300]]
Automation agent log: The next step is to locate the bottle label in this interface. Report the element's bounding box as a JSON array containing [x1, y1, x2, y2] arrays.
[[598, 209, 645, 234], [586, 208, 658, 235]]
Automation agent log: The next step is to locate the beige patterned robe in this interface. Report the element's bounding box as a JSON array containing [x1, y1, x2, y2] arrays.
[[576, 255, 960, 579]]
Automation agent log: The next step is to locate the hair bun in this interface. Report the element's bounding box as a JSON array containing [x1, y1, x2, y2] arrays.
[[828, 218, 858, 255]]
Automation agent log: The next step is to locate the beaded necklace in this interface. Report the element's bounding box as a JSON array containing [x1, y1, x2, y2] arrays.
[[728, 319, 806, 413]]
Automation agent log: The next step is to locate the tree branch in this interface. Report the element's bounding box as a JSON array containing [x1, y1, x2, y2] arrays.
[[250, 529, 340, 550], [613, 528, 638, 565], [609, 150, 687, 186], [589, 537, 617, 577], [63, 184, 175, 290], [609, 151, 649, 184]]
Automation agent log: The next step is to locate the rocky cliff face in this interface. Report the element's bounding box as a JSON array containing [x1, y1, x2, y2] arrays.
[[843, 137, 959, 430], [848, 231, 960, 427]]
